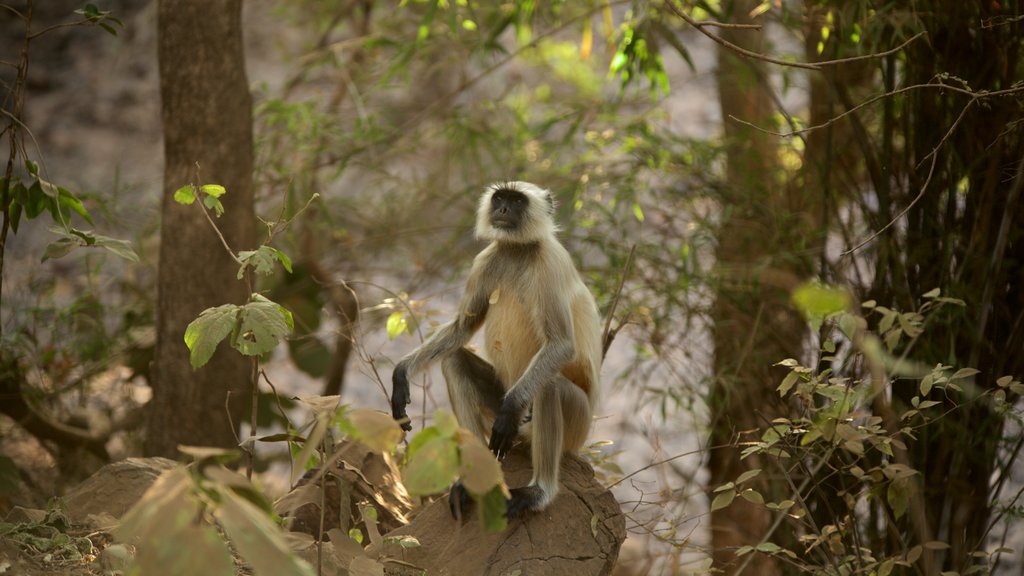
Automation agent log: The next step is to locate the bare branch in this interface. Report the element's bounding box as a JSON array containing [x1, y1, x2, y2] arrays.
[[665, 2, 926, 72]]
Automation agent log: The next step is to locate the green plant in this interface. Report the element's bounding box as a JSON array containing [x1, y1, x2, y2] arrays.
[[0, 503, 95, 569], [707, 286, 1023, 575]]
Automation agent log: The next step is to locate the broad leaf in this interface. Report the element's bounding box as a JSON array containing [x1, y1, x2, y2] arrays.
[[233, 294, 293, 357], [184, 304, 239, 368], [457, 434, 503, 495], [173, 184, 196, 205], [792, 282, 851, 331], [238, 246, 280, 279], [201, 184, 226, 198], [343, 409, 404, 453], [215, 489, 315, 576], [385, 311, 407, 340], [92, 233, 139, 262], [402, 435, 458, 496], [478, 484, 509, 533]]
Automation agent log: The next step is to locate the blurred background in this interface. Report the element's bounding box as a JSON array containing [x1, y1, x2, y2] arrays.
[[2, 1, 1023, 574]]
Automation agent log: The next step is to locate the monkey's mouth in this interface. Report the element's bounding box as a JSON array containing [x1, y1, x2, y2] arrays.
[[491, 216, 518, 229]]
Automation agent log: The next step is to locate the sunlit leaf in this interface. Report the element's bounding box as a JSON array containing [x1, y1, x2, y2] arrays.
[[343, 409, 404, 453], [402, 434, 458, 496], [174, 185, 196, 205], [201, 184, 227, 198], [386, 311, 408, 340], [792, 282, 851, 330]]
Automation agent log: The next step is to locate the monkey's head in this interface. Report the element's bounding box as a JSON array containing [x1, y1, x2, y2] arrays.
[[476, 181, 558, 244]]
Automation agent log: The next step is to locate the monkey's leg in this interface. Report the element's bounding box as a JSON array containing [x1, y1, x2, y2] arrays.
[[441, 348, 505, 519], [507, 376, 590, 519], [441, 347, 504, 439]]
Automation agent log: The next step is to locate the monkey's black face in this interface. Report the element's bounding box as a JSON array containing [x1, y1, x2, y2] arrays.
[[489, 189, 528, 230]]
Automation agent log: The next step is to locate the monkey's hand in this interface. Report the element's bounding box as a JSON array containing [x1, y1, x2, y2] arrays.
[[391, 363, 412, 431], [489, 402, 521, 459]]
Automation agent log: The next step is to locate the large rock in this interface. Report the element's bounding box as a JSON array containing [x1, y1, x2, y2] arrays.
[[62, 457, 178, 525], [377, 447, 625, 576]]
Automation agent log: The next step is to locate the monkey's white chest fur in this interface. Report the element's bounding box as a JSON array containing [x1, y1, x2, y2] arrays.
[[484, 289, 543, 390]]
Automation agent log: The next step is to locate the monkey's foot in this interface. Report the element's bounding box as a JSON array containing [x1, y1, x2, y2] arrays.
[[448, 481, 472, 520], [506, 485, 546, 520]]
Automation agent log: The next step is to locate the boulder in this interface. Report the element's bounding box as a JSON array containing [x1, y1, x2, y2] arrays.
[[377, 446, 625, 576], [62, 457, 178, 525]]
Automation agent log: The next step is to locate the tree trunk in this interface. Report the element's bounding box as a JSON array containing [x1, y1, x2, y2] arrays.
[[707, 1, 814, 573], [145, 0, 256, 458]]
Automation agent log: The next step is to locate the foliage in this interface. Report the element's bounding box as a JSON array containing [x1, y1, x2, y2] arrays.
[[115, 449, 314, 576], [401, 410, 509, 532], [710, 287, 1023, 574], [0, 504, 95, 568]]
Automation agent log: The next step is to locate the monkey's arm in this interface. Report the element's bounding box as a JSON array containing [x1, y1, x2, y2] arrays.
[[391, 277, 490, 430], [488, 298, 575, 458]]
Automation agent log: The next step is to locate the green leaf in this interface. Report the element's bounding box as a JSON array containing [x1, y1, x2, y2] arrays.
[[434, 409, 459, 438], [402, 434, 459, 496], [405, 427, 440, 463], [203, 194, 225, 217], [238, 246, 280, 279], [92, 233, 139, 262], [710, 489, 735, 511], [24, 159, 39, 176], [201, 184, 227, 198], [777, 371, 799, 396], [174, 185, 197, 205], [232, 295, 293, 357], [41, 237, 81, 262], [755, 542, 782, 554], [184, 304, 239, 368], [478, 484, 509, 533], [386, 311, 408, 340], [272, 248, 293, 273], [57, 186, 93, 225], [950, 367, 980, 380], [632, 201, 644, 222], [740, 489, 764, 504], [791, 282, 851, 330], [735, 468, 762, 485], [887, 477, 910, 519]]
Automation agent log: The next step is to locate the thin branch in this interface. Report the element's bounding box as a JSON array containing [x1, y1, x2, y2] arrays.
[[0, 4, 25, 19], [28, 20, 82, 39], [606, 445, 715, 490], [730, 81, 1024, 139], [841, 98, 975, 256], [190, 164, 243, 265], [602, 244, 636, 357], [665, 2, 926, 71]]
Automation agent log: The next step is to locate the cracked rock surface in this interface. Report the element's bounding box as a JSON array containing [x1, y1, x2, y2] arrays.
[[378, 445, 625, 576]]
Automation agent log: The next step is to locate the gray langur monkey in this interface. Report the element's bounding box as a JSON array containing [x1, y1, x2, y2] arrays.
[[391, 181, 602, 519]]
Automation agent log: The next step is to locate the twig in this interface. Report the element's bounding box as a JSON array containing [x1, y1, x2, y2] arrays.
[[602, 244, 636, 357], [731, 81, 1024, 139], [665, 2, 925, 72], [841, 98, 975, 256]]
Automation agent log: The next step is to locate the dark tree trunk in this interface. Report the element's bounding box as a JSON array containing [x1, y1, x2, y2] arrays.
[[145, 0, 255, 458], [706, 1, 817, 573]]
